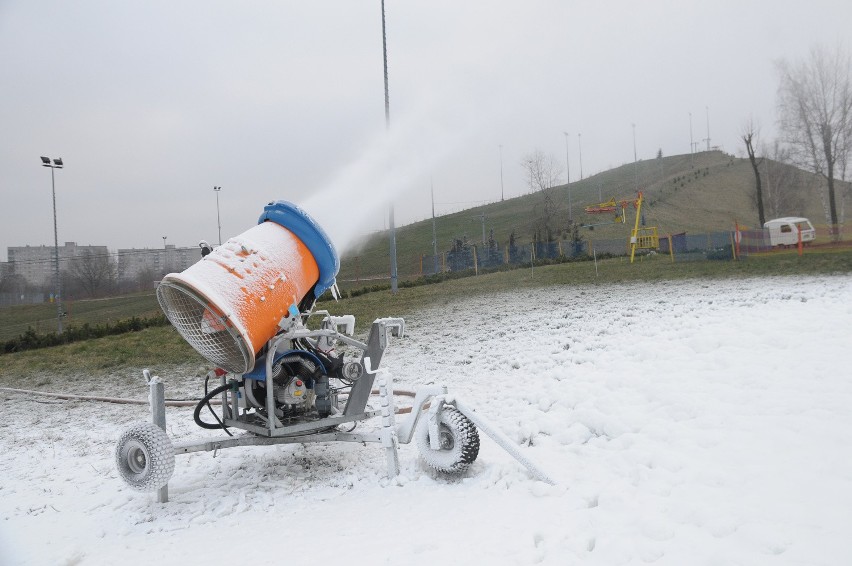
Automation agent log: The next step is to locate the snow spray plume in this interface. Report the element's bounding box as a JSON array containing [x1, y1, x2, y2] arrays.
[[299, 94, 487, 254]]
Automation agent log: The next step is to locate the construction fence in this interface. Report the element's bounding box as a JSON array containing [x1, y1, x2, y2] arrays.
[[411, 231, 740, 277], [341, 223, 851, 284]]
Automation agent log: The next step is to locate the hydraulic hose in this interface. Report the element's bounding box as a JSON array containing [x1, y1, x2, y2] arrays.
[[193, 382, 233, 430]]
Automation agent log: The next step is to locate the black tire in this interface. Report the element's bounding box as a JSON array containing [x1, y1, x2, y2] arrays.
[[115, 422, 175, 491], [416, 405, 480, 474]]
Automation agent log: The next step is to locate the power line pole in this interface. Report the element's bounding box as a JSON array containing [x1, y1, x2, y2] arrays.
[[704, 105, 711, 151]]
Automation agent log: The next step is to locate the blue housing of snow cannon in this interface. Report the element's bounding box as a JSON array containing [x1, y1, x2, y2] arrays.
[[258, 200, 340, 301]]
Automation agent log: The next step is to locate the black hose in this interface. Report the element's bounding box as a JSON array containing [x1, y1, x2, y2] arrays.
[[193, 382, 233, 432]]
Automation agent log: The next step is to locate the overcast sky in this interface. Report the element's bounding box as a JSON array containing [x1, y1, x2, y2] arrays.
[[1, 0, 850, 261]]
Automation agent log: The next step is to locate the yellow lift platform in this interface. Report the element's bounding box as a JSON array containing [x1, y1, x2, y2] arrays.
[[584, 191, 659, 263]]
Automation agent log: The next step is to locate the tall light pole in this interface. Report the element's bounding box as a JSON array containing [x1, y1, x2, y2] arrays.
[[578, 133, 583, 180], [381, 0, 397, 294], [40, 156, 64, 334], [213, 186, 222, 245], [705, 106, 711, 151], [162, 236, 167, 248], [563, 132, 571, 221], [499, 144, 504, 201]]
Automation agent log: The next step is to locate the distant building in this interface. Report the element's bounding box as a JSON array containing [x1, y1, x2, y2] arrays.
[[117, 244, 198, 283], [6, 242, 200, 290], [7, 243, 109, 288]]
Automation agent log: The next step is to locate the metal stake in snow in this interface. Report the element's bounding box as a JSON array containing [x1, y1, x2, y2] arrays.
[[451, 398, 557, 485]]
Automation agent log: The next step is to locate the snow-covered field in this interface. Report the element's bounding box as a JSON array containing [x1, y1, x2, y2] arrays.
[[2, 275, 852, 565]]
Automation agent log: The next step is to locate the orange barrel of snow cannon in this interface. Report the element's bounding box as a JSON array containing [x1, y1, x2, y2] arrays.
[[156, 201, 339, 374]]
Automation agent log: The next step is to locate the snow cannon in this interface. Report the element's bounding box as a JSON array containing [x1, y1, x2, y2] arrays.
[[156, 201, 339, 374], [116, 201, 556, 500]]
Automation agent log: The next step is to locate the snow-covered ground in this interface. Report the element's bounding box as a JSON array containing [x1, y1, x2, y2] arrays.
[[2, 275, 852, 565]]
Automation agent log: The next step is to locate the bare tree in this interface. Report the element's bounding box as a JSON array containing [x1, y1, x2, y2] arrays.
[[761, 140, 807, 219], [69, 249, 116, 298], [742, 119, 766, 226], [522, 150, 563, 236], [777, 44, 852, 237]]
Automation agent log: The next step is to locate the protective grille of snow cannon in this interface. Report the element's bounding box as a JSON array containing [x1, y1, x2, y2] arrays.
[[156, 280, 253, 374]]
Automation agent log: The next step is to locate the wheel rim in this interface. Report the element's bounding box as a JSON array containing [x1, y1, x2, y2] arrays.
[[125, 440, 148, 475], [438, 427, 455, 450]]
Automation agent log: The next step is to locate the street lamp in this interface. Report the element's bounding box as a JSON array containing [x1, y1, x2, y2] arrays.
[[40, 156, 64, 334], [213, 186, 222, 245], [578, 133, 583, 180]]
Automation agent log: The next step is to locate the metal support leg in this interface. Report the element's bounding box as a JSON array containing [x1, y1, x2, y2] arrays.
[[145, 370, 169, 503], [451, 398, 557, 486]]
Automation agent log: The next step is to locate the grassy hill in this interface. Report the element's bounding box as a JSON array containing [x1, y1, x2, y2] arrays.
[[338, 150, 837, 286]]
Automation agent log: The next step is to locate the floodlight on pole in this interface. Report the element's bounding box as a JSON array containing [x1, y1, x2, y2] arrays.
[[214, 186, 222, 245], [40, 156, 64, 334]]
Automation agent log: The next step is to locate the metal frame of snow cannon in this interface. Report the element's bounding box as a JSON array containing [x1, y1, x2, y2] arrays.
[[120, 313, 556, 501], [214, 314, 406, 439]]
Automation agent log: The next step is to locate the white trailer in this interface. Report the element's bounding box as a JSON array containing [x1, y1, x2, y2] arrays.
[[763, 217, 815, 248]]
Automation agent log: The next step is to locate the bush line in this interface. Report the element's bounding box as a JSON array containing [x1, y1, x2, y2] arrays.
[[317, 253, 600, 301], [2, 314, 170, 355]]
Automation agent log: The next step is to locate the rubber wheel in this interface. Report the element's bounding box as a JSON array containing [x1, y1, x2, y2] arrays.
[[115, 421, 175, 491], [416, 405, 480, 474]]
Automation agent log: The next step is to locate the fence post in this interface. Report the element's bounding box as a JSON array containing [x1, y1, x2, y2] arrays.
[[473, 246, 478, 275], [734, 221, 741, 258], [798, 225, 803, 256], [669, 234, 674, 262]]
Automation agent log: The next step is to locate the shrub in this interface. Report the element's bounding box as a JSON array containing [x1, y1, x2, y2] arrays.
[[1, 313, 170, 355]]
